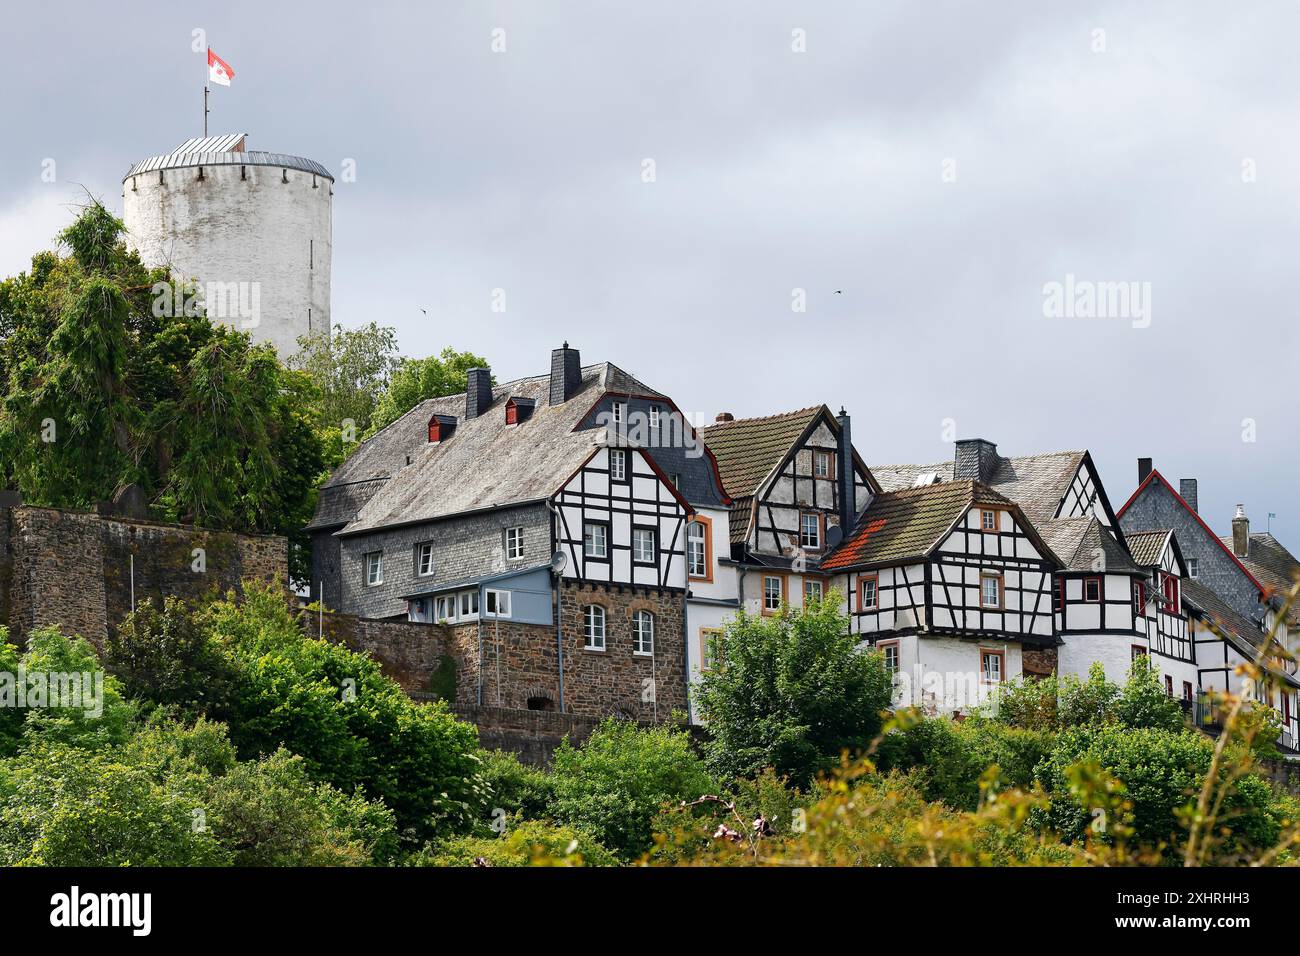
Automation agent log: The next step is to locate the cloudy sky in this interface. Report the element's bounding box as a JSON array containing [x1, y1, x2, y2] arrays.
[[1, 1, 1296, 544]]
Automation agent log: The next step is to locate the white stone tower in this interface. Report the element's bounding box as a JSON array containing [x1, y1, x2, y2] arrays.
[[122, 134, 333, 356]]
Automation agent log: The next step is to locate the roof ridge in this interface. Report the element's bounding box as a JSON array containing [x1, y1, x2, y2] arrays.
[[700, 405, 824, 430]]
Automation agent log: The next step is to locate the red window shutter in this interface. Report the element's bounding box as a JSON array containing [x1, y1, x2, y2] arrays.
[[428, 419, 439, 442], [506, 403, 518, 425]]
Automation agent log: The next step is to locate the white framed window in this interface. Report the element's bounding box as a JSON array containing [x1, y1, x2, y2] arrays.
[[435, 595, 455, 623], [649, 405, 661, 429], [485, 589, 511, 618], [609, 449, 627, 481], [584, 522, 608, 559], [1187, 557, 1199, 579], [981, 649, 1005, 683], [814, 451, 833, 479], [633, 610, 655, 655], [879, 640, 899, 674], [799, 512, 821, 549], [416, 543, 434, 577], [365, 551, 383, 586], [687, 520, 707, 577], [458, 589, 479, 619], [980, 572, 1003, 609], [859, 575, 878, 609], [804, 579, 823, 604], [505, 526, 524, 560], [1083, 576, 1102, 603], [763, 575, 783, 613], [981, 509, 999, 532], [632, 527, 656, 564], [612, 401, 627, 425], [584, 605, 606, 650]]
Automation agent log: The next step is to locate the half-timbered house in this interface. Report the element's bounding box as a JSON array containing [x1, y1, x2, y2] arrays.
[[819, 480, 1062, 714], [697, 405, 877, 619], [873, 438, 1132, 679], [1119, 464, 1300, 750], [305, 344, 731, 720]]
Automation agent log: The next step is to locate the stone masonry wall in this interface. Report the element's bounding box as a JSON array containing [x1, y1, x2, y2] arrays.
[[1022, 644, 1059, 678], [311, 579, 689, 723], [1, 505, 287, 649]]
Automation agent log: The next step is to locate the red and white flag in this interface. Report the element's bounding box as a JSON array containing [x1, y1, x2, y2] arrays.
[[207, 48, 235, 87]]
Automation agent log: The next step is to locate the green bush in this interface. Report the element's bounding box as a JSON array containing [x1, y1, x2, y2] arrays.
[[202, 586, 488, 846], [1035, 724, 1282, 855], [550, 718, 712, 860], [480, 749, 554, 824], [105, 597, 236, 718], [1112, 655, 1185, 732], [0, 741, 229, 866], [416, 818, 617, 867], [878, 717, 1053, 811]]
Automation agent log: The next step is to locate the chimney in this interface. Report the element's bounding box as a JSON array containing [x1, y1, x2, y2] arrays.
[[465, 367, 493, 419], [549, 342, 581, 405], [1232, 504, 1250, 558], [954, 438, 999, 483], [1138, 457, 1152, 485], [715, 412, 734, 423], [1179, 478, 1198, 513], [836, 407, 855, 534]]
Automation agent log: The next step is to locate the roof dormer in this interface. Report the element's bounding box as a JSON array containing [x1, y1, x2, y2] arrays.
[[428, 415, 456, 443], [505, 397, 536, 425]]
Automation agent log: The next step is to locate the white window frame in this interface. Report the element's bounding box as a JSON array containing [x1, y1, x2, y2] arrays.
[[980, 572, 1002, 609], [1187, 557, 1199, 579], [505, 526, 525, 561], [435, 595, 455, 623], [612, 401, 627, 425], [416, 542, 434, 577], [458, 589, 479, 620], [981, 649, 1004, 683], [799, 512, 821, 550], [763, 575, 783, 612], [484, 588, 512, 618], [365, 551, 384, 586], [632, 527, 656, 564], [584, 522, 608, 559], [649, 405, 661, 429], [687, 521, 707, 577], [633, 610, 654, 656], [584, 605, 606, 650], [814, 451, 832, 479], [609, 449, 627, 482], [804, 579, 824, 604], [860, 575, 878, 609], [879, 639, 900, 674]]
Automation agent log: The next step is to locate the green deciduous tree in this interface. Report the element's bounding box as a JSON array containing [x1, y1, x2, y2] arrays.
[[290, 323, 400, 437], [695, 597, 893, 786], [366, 347, 490, 437], [0, 202, 324, 584]]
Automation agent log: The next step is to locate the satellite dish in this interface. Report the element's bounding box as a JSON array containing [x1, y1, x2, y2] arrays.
[[550, 551, 568, 574], [826, 525, 844, 549]]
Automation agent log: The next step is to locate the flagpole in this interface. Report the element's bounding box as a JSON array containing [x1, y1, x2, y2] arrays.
[[204, 85, 209, 136]]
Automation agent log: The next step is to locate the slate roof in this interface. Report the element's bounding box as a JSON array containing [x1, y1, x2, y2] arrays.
[[1181, 578, 1283, 671], [1220, 532, 1300, 626], [872, 450, 1087, 525], [308, 363, 661, 533], [698, 407, 824, 499], [821, 480, 1058, 571], [1037, 517, 1143, 574], [1126, 529, 1174, 568]]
